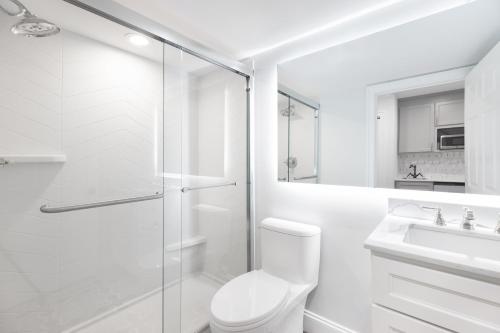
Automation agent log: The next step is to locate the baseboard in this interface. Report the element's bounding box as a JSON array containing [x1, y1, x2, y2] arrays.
[[304, 310, 358, 333]]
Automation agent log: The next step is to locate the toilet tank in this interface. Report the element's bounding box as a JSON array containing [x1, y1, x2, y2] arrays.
[[261, 218, 321, 285]]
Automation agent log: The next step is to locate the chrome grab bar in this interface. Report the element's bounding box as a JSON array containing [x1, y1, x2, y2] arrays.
[[293, 175, 318, 181], [181, 181, 236, 193], [40, 192, 164, 214]]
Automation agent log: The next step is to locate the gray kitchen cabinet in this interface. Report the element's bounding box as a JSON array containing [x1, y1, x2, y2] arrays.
[[395, 181, 465, 192], [395, 181, 434, 191], [433, 183, 465, 193], [398, 103, 434, 153], [435, 100, 464, 126]]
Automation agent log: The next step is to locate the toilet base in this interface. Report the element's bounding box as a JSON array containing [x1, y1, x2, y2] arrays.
[[273, 299, 306, 333]]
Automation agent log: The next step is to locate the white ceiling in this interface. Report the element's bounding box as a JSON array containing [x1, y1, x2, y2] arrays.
[[112, 0, 395, 59], [278, 0, 500, 101], [11, 0, 212, 71]]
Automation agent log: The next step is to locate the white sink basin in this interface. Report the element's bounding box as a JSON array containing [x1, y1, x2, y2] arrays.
[[365, 215, 500, 280], [404, 224, 500, 261]]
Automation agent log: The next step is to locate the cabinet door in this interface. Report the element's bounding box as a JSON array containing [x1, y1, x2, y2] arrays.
[[372, 255, 500, 333], [465, 42, 500, 195], [435, 100, 464, 126], [433, 183, 465, 193], [399, 103, 434, 152]]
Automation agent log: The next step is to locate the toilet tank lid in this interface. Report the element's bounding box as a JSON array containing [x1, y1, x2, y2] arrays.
[[261, 218, 321, 237]]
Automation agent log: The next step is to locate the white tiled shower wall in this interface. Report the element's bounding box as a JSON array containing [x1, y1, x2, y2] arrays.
[[0, 16, 163, 332], [398, 151, 465, 180]]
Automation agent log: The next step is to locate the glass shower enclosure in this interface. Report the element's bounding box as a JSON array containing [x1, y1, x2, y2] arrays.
[[277, 88, 319, 183], [0, 1, 250, 332]]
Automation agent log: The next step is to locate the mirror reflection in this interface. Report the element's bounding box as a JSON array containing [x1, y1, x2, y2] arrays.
[[278, 0, 500, 195], [278, 87, 319, 183]]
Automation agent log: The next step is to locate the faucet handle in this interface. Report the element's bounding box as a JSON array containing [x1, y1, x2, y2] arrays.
[[462, 207, 475, 230], [421, 206, 446, 226], [434, 208, 446, 226]]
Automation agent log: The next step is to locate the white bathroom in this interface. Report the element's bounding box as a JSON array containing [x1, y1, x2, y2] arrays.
[[1, 0, 500, 333]]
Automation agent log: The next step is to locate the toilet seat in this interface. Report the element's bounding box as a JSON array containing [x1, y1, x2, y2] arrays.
[[210, 270, 290, 328]]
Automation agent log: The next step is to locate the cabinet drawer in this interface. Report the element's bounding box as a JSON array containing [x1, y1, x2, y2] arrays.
[[395, 181, 434, 191], [372, 304, 451, 333], [372, 255, 500, 333]]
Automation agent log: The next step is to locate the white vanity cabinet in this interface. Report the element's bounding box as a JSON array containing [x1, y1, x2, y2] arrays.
[[398, 103, 434, 153], [370, 254, 500, 333]]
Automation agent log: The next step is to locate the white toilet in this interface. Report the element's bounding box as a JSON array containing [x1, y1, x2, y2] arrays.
[[209, 218, 321, 333]]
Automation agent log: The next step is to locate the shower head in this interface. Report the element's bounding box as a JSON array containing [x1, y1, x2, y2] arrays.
[[280, 104, 295, 117], [0, 0, 60, 37], [11, 14, 60, 37]]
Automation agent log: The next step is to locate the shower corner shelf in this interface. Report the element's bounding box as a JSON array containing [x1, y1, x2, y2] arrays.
[[0, 154, 67, 165]]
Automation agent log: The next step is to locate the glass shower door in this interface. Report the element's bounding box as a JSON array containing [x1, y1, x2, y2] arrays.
[[162, 48, 249, 333], [277, 90, 319, 183], [278, 92, 291, 182], [0, 2, 249, 333], [0, 2, 166, 332], [289, 101, 318, 183]]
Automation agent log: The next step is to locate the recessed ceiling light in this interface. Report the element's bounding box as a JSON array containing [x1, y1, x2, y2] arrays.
[[126, 33, 149, 46]]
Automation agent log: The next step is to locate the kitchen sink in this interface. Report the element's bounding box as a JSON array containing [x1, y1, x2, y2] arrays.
[[404, 224, 500, 261]]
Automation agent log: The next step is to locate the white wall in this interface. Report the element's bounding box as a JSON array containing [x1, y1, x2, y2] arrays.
[[319, 94, 368, 186]]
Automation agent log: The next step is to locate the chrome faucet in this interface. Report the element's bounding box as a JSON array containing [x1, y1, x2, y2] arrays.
[[433, 208, 446, 226], [406, 163, 424, 179], [495, 213, 500, 234], [461, 208, 475, 230], [421, 206, 446, 226]]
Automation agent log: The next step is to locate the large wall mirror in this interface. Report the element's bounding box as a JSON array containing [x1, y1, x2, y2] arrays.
[[278, 0, 500, 195]]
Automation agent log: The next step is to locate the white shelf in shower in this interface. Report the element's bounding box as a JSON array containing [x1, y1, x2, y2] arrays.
[[0, 154, 67, 165], [165, 235, 207, 252]]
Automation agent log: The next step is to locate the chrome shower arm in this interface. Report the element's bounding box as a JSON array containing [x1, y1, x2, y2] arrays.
[[0, 0, 32, 17]]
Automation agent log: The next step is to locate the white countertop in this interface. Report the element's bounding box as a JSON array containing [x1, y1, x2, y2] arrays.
[[395, 176, 465, 183], [365, 215, 500, 281]]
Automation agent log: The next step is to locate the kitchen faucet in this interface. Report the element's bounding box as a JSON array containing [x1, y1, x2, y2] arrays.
[[406, 163, 424, 179]]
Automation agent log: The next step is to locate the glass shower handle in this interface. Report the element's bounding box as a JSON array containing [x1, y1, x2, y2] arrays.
[[180, 181, 237, 193]]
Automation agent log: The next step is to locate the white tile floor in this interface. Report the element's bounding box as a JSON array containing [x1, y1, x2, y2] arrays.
[[65, 274, 220, 333]]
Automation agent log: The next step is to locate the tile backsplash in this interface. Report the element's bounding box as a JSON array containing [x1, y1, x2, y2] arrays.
[[398, 151, 465, 180]]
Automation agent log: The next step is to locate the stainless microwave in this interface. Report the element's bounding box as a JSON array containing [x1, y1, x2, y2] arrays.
[[437, 126, 464, 150]]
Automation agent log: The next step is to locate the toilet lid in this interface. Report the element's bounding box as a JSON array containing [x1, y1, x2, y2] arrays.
[[211, 270, 290, 327]]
